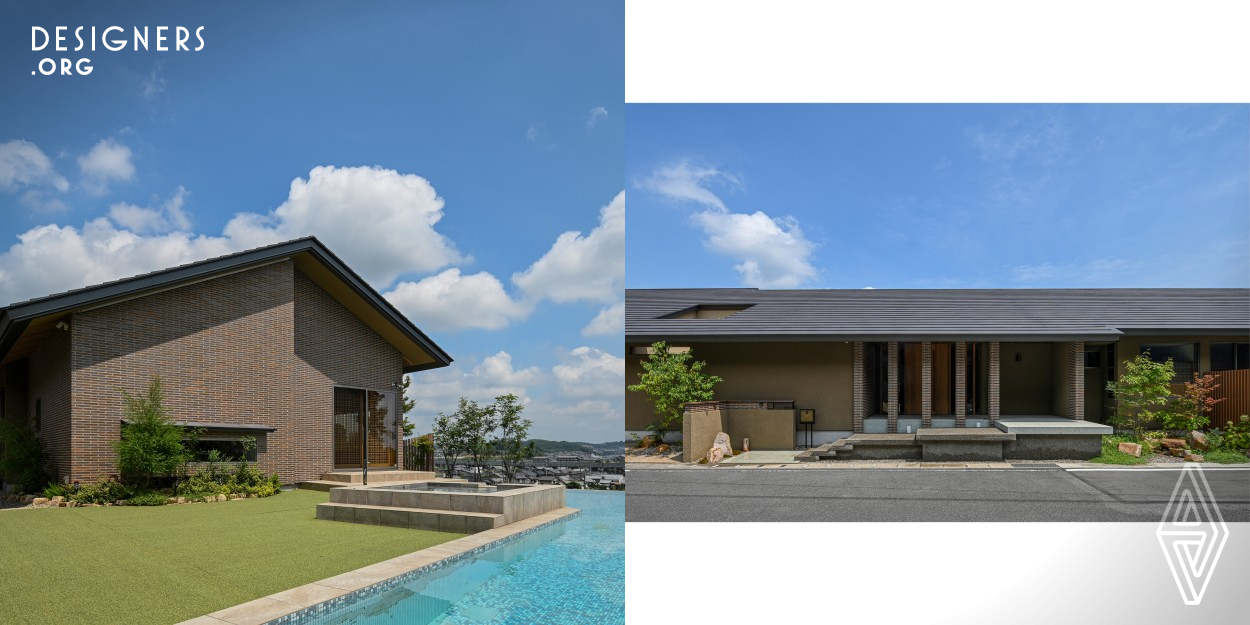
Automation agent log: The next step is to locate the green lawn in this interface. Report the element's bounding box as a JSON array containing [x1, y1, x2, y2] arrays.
[[0, 489, 465, 625]]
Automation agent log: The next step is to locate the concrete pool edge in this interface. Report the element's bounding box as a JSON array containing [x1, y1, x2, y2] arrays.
[[175, 506, 582, 625]]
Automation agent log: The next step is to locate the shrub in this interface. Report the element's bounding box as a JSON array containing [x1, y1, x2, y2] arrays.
[[43, 482, 72, 498], [71, 479, 132, 504], [1168, 372, 1223, 432], [114, 377, 195, 487], [0, 418, 50, 493], [1202, 449, 1248, 464], [126, 491, 168, 506], [1221, 418, 1250, 451]]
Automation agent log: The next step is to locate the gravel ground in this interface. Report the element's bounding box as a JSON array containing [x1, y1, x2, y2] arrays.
[[0, 498, 30, 510]]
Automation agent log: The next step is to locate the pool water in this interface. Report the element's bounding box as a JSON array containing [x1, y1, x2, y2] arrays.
[[295, 490, 623, 625]]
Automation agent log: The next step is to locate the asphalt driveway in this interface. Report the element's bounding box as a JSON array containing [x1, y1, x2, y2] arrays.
[[625, 466, 1250, 522]]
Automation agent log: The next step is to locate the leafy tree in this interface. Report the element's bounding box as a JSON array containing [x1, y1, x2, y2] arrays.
[[1171, 372, 1224, 432], [627, 341, 722, 443], [433, 407, 468, 478], [0, 418, 49, 493], [400, 375, 416, 438], [1107, 353, 1175, 435], [458, 398, 498, 482], [114, 377, 195, 487], [492, 394, 536, 482]]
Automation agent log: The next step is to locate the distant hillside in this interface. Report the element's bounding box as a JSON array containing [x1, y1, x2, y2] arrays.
[[529, 439, 631, 456]]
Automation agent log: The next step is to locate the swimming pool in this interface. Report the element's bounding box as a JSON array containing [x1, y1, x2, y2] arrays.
[[278, 490, 623, 625]]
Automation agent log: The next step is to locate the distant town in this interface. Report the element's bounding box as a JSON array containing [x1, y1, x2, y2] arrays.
[[435, 440, 627, 490]]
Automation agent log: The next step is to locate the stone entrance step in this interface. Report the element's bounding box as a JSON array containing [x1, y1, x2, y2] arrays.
[[315, 501, 500, 533], [319, 470, 436, 484]]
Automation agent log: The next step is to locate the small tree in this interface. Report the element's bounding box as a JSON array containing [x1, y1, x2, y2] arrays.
[[399, 375, 416, 438], [1171, 372, 1223, 432], [433, 408, 467, 478], [459, 398, 498, 482], [627, 341, 722, 443], [1106, 353, 1175, 435], [493, 394, 536, 482], [114, 377, 193, 488]]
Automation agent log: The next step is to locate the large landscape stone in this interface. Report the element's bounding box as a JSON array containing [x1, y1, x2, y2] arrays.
[[712, 432, 733, 456], [1185, 452, 1205, 463], [707, 446, 725, 464], [1161, 438, 1186, 450], [1117, 442, 1142, 457], [1190, 431, 1209, 451]]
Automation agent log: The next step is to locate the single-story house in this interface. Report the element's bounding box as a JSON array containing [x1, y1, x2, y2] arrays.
[[0, 237, 451, 485], [626, 288, 1249, 456]]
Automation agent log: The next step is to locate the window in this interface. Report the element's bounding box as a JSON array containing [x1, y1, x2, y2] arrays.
[[188, 437, 258, 462], [1211, 342, 1249, 371], [1140, 343, 1197, 383], [1084, 350, 1101, 368]]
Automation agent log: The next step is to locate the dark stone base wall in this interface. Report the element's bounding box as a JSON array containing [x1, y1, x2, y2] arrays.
[[1003, 435, 1102, 460]]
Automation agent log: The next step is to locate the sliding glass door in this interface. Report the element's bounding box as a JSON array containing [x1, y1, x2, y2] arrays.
[[333, 387, 398, 469]]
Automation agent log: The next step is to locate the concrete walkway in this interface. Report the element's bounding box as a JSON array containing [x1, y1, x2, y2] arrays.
[[721, 450, 802, 464]]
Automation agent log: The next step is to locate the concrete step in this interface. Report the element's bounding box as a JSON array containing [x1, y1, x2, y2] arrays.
[[319, 470, 437, 484], [315, 501, 500, 534]]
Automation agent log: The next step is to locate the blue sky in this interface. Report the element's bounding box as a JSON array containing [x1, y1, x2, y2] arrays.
[[627, 104, 1249, 290], [0, 1, 624, 442]]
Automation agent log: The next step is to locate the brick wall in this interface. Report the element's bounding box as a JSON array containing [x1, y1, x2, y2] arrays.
[[29, 329, 72, 481], [887, 341, 899, 432], [921, 342, 933, 424], [954, 341, 967, 426], [70, 260, 296, 483], [1070, 340, 1084, 420], [852, 342, 865, 433], [292, 270, 403, 482], [989, 341, 1001, 421]]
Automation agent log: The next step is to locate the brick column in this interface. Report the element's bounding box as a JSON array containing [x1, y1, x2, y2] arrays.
[[1070, 340, 1085, 420], [921, 342, 933, 426], [955, 341, 967, 427], [887, 341, 899, 433], [989, 341, 1001, 422], [852, 342, 865, 433]]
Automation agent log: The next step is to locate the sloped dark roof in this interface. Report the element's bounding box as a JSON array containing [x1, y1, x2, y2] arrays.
[[626, 288, 1250, 342], [0, 237, 452, 372]]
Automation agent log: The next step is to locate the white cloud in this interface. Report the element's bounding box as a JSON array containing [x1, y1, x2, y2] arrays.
[[385, 268, 531, 332], [636, 160, 737, 211], [526, 123, 543, 142], [404, 351, 545, 417], [581, 301, 623, 337], [142, 60, 168, 102], [513, 191, 624, 304], [222, 165, 465, 287], [693, 209, 818, 289], [0, 139, 68, 193], [639, 160, 817, 289], [108, 186, 191, 233], [78, 139, 135, 193], [586, 106, 608, 132], [0, 218, 237, 306], [553, 346, 624, 398]]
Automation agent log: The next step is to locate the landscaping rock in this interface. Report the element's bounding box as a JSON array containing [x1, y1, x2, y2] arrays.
[[216, 494, 227, 502], [176, 497, 186, 504], [50, 496, 64, 503], [1161, 438, 1187, 450], [640, 435, 657, 449], [1117, 442, 1142, 457], [1170, 447, 1186, 457], [707, 446, 725, 464], [1191, 431, 1209, 451], [713, 431, 734, 456], [1185, 453, 1205, 463], [32, 498, 48, 506]]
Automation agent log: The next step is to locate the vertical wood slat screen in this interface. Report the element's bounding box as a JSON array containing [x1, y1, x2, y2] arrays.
[[1209, 369, 1250, 429]]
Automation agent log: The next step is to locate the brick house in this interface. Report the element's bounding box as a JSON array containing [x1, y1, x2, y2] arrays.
[[0, 237, 451, 485], [626, 288, 1249, 457]]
